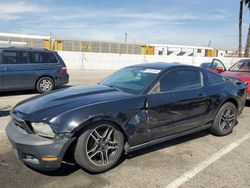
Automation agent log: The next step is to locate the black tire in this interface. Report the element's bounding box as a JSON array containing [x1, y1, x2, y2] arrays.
[[210, 102, 237, 136], [36, 77, 54, 93], [74, 122, 124, 173]]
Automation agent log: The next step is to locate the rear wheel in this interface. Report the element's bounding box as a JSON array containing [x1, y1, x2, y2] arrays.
[[210, 102, 237, 136], [74, 122, 124, 173], [36, 77, 54, 93]]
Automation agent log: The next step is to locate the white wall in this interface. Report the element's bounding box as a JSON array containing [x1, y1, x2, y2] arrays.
[[58, 51, 244, 70]]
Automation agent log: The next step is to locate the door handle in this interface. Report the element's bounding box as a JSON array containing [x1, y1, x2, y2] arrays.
[[4, 67, 9, 71], [169, 111, 182, 115]]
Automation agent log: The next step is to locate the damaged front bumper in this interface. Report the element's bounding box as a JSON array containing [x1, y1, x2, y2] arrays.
[[5, 120, 74, 171]]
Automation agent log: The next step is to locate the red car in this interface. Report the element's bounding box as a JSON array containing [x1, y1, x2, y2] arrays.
[[207, 59, 250, 100]]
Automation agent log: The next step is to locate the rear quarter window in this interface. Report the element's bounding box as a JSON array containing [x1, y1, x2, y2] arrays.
[[30, 52, 58, 64], [207, 71, 225, 86]]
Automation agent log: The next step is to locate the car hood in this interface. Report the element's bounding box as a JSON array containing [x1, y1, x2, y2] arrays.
[[221, 71, 250, 82], [13, 84, 135, 121]]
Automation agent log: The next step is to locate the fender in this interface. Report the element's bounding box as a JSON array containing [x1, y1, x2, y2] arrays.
[[49, 96, 148, 145], [70, 108, 150, 147]]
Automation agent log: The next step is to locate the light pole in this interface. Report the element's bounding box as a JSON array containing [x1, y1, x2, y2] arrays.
[[208, 40, 212, 47], [124, 33, 128, 43]]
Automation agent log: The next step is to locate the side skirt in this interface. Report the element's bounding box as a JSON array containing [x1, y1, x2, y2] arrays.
[[125, 124, 211, 153]]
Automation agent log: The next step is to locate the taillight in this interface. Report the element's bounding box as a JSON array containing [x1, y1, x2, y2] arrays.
[[60, 67, 67, 73]]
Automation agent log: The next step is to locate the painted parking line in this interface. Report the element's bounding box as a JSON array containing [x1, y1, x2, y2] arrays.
[[165, 132, 250, 188]]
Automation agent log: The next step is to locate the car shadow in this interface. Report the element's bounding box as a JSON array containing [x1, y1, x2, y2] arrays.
[[30, 130, 210, 176], [0, 90, 36, 97], [245, 100, 250, 107], [126, 130, 210, 159], [0, 85, 72, 97], [27, 163, 81, 176], [0, 105, 11, 117], [0, 110, 10, 118]]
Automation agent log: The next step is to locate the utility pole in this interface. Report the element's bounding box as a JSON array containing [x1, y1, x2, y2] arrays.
[[208, 40, 212, 47], [50, 31, 54, 50], [124, 33, 128, 43], [239, 0, 243, 57]]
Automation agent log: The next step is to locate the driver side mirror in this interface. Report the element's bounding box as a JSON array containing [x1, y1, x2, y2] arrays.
[[216, 67, 225, 73]]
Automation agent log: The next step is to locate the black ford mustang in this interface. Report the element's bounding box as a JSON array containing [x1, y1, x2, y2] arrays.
[[6, 63, 247, 173]]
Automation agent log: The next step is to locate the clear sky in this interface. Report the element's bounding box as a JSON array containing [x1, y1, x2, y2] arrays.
[[0, 0, 249, 49]]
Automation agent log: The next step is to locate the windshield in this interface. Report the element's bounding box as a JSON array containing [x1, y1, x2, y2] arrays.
[[100, 67, 162, 95], [229, 61, 250, 72]]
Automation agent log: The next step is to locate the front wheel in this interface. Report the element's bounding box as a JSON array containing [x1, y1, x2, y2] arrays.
[[74, 122, 124, 173], [210, 102, 237, 136]]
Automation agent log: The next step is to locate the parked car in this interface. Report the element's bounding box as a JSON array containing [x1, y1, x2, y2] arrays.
[[203, 59, 226, 73], [208, 59, 250, 100], [6, 63, 247, 173], [0, 47, 69, 93], [199, 62, 211, 68]]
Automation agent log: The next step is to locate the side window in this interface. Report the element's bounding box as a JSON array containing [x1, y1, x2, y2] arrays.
[[152, 69, 203, 93], [49, 53, 58, 63], [207, 71, 225, 85], [30, 52, 58, 63], [2, 50, 28, 64]]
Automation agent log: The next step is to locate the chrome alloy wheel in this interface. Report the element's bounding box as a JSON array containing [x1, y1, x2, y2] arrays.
[[219, 107, 236, 132], [86, 125, 119, 166]]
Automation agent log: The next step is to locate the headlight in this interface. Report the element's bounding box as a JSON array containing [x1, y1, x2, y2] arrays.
[[31, 122, 55, 138]]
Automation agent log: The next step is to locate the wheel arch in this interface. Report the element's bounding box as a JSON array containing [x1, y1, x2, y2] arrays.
[[220, 97, 239, 110], [209, 97, 239, 136], [35, 75, 55, 89], [72, 117, 129, 143], [212, 97, 239, 120], [62, 117, 129, 163]]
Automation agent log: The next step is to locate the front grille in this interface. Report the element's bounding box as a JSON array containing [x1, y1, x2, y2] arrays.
[[10, 110, 33, 134]]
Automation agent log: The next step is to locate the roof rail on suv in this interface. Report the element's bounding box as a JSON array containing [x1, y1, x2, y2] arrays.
[[3, 46, 49, 51]]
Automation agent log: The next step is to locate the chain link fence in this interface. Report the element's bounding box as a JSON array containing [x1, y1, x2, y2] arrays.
[[58, 40, 142, 54], [0, 36, 152, 55]]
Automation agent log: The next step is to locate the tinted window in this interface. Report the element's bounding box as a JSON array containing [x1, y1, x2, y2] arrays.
[[2, 50, 28, 64], [207, 70, 225, 85], [157, 69, 203, 92], [30, 52, 58, 63]]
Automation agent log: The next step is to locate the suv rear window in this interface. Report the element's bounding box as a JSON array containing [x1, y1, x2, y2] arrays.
[[2, 50, 28, 64], [29, 52, 58, 64]]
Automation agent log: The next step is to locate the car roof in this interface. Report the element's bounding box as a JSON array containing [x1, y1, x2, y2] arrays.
[[127, 62, 199, 70], [239, 59, 250, 62], [0, 46, 53, 52]]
